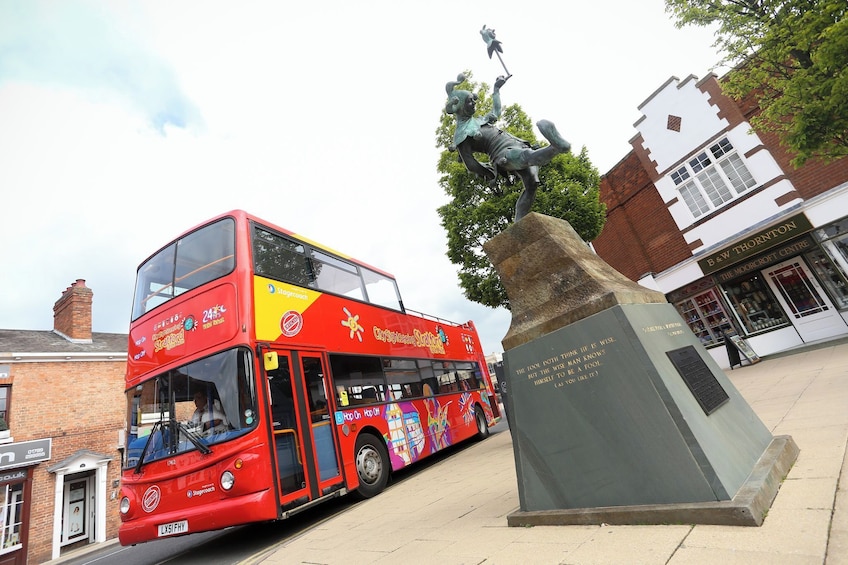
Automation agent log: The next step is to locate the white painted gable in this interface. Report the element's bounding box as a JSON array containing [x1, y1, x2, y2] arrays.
[[633, 75, 727, 173]]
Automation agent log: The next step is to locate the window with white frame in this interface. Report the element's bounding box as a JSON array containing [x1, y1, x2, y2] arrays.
[[0, 481, 23, 554], [671, 138, 757, 218]]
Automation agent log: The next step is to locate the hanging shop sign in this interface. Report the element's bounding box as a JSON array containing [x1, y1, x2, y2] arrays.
[[698, 213, 813, 275]]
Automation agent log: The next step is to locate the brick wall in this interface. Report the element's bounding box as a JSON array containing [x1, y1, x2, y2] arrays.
[[756, 127, 848, 199], [594, 152, 692, 281], [11, 359, 125, 564]]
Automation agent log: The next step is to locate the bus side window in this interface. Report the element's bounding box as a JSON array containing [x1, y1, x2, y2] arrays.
[[437, 371, 458, 394], [418, 361, 437, 396], [329, 355, 386, 406], [422, 377, 437, 396], [456, 362, 479, 390], [252, 228, 314, 288]]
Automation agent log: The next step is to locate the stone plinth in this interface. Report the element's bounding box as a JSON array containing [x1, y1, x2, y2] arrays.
[[483, 213, 666, 351], [483, 213, 798, 526]]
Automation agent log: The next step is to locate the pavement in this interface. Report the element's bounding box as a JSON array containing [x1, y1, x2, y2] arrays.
[[250, 337, 848, 565]]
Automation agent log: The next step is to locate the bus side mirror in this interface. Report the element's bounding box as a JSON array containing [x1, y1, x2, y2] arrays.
[[264, 352, 279, 371]]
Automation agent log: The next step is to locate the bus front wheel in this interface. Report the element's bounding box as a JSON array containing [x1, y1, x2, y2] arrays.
[[475, 406, 490, 440], [354, 433, 389, 498]]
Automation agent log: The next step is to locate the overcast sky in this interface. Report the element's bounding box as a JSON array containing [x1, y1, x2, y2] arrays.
[[0, 0, 724, 357]]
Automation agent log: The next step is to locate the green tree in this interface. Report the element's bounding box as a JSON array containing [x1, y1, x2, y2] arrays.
[[665, 0, 848, 166], [436, 75, 606, 310]]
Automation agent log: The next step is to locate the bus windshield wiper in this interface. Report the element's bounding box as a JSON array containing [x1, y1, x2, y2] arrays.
[[134, 420, 162, 474], [177, 421, 212, 454]]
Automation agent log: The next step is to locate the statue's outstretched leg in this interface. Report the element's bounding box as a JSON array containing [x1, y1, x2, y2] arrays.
[[537, 120, 571, 152], [515, 168, 540, 221], [523, 120, 570, 168]]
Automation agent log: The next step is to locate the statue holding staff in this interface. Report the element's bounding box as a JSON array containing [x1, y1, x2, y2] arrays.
[[444, 27, 571, 221]]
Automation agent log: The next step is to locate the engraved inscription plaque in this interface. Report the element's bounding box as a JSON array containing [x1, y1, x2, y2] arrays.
[[667, 346, 729, 415]]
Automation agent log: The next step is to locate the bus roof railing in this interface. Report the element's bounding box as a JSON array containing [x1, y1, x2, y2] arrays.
[[404, 309, 474, 329]]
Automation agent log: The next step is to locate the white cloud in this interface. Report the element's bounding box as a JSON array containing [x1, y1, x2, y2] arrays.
[[0, 0, 723, 356]]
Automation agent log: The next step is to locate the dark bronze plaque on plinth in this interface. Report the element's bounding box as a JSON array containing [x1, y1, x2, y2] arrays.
[[667, 346, 729, 415]]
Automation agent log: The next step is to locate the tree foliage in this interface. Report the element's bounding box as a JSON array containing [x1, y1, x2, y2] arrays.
[[665, 0, 848, 166], [436, 75, 606, 310]]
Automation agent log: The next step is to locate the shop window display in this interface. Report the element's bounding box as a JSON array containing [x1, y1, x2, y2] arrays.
[[811, 219, 848, 309], [721, 274, 789, 334], [675, 289, 734, 346], [806, 249, 848, 309]]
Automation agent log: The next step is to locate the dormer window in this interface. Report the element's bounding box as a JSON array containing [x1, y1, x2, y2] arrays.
[[672, 138, 757, 218]]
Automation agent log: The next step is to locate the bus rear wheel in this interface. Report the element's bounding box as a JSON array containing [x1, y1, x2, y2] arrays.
[[475, 406, 490, 440], [354, 433, 389, 498]]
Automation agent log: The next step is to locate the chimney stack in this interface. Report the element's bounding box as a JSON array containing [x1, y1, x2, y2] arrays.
[[53, 279, 93, 342]]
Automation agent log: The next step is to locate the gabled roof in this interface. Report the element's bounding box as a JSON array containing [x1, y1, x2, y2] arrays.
[[0, 329, 127, 355]]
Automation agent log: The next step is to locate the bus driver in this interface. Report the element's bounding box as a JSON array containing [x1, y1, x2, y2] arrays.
[[192, 391, 229, 436]]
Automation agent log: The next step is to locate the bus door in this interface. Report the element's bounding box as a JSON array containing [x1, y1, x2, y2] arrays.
[[295, 354, 343, 494], [265, 350, 342, 505]]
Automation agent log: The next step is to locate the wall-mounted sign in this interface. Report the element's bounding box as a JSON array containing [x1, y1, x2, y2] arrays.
[[0, 469, 27, 484], [714, 236, 816, 283], [698, 213, 813, 275], [0, 365, 9, 379], [0, 438, 52, 470]]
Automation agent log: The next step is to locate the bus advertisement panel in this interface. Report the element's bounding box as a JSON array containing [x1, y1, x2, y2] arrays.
[[254, 276, 479, 359], [119, 210, 499, 546]]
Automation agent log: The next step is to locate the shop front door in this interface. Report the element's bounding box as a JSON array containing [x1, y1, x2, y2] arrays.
[[764, 258, 848, 342]]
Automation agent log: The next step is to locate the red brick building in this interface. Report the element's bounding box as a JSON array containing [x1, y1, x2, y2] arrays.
[[0, 280, 127, 564], [594, 73, 848, 367]]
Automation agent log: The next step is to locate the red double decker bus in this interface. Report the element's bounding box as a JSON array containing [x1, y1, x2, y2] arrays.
[[118, 210, 500, 545]]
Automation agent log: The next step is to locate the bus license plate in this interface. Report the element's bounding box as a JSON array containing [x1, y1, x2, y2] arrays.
[[158, 520, 188, 537]]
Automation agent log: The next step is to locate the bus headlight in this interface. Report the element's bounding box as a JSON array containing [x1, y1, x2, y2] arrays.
[[120, 496, 131, 514], [220, 470, 235, 491]]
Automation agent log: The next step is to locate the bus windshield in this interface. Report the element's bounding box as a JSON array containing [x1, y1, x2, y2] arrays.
[[125, 348, 257, 469], [132, 217, 236, 320]]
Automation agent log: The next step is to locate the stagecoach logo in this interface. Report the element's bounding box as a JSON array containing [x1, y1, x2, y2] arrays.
[[186, 484, 216, 498], [280, 310, 303, 337], [142, 485, 161, 513]]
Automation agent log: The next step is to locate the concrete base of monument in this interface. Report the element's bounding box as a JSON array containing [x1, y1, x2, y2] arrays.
[[482, 214, 799, 529], [507, 434, 799, 527]]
